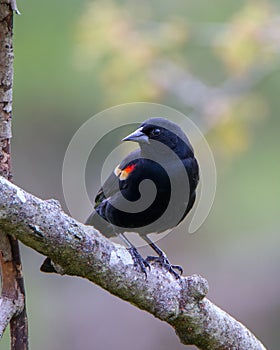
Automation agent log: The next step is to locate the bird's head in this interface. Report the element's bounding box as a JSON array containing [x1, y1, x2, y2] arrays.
[[122, 117, 194, 158]]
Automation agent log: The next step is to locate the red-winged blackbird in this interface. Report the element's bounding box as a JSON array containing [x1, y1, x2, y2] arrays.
[[86, 117, 199, 278], [41, 118, 199, 278]]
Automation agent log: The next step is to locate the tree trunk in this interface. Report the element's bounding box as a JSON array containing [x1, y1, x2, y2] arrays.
[[0, 1, 28, 349]]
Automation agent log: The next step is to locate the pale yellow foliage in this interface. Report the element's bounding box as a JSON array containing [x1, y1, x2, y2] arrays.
[[215, 1, 275, 74], [74, 1, 188, 102], [73, 1, 271, 158]]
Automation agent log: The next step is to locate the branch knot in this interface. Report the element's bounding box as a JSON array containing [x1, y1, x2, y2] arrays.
[[180, 274, 209, 303]]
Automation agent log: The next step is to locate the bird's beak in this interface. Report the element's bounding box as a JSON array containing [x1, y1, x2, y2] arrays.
[[122, 127, 150, 144]]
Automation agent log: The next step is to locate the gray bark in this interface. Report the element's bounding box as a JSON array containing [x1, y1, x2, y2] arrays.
[[0, 1, 28, 348], [0, 176, 267, 350]]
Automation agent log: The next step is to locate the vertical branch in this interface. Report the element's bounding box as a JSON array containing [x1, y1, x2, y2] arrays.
[[0, 1, 28, 349], [8, 237, 28, 350], [0, 2, 13, 181]]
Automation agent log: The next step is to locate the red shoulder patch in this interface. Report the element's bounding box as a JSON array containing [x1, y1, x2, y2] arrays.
[[119, 163, 136, 180], [124, 164, 136, 174], [114, 163, 137, 180]]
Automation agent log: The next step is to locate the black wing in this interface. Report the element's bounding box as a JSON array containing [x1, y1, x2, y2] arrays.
[[85, 149, 141, 233], [94, 149, 141, 207]]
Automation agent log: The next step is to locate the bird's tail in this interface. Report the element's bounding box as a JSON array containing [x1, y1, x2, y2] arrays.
[[85, 210, 115, 238], [40, 257, 57, 273]]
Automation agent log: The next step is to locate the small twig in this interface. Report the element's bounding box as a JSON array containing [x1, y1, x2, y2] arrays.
[[10, 0, 21, 15]]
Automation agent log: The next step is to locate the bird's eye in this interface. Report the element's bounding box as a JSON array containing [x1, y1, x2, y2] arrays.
[[151, 128, 161, 137]]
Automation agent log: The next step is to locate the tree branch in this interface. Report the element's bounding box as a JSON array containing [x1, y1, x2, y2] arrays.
[[0, 176, 267, 350], [0, 1, 28, 348], [0, 237, 24, 339]]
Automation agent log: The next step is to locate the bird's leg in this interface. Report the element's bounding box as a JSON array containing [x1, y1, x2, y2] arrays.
[[118, 233, 150, 278], [143, 235, 183, 279]]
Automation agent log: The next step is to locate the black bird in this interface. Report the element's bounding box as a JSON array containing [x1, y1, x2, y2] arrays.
[[41, 118, 199, 278], [86, 117, 199, 278]]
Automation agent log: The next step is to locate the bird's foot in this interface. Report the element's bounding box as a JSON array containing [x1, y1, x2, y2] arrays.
[[146, 254, 183, 279], [127, 247, 150, 278]]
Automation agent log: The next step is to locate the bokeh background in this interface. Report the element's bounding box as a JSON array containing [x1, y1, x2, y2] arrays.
[[2, 0, 280, 349]]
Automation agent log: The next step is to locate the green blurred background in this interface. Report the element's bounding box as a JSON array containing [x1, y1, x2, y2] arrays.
[[2, 0, 280, 349]]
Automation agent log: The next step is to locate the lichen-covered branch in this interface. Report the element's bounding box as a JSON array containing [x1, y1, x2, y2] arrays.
[[0, 176, 267, 350]]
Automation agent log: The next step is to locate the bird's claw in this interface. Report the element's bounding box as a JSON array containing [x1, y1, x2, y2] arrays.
[[128, 247, 150, 278], [146, 254, 183, 279]]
